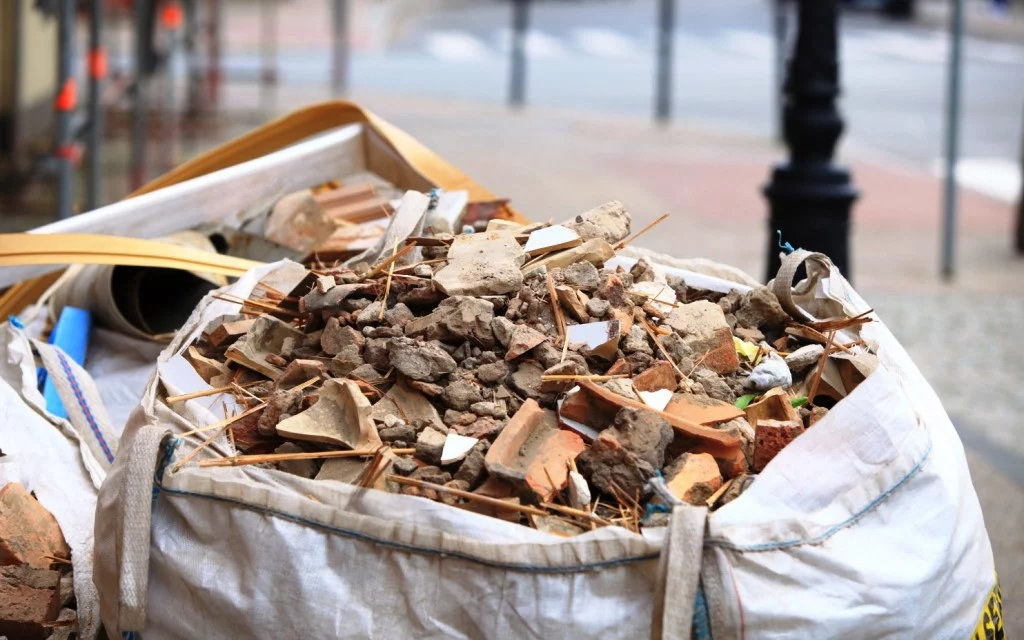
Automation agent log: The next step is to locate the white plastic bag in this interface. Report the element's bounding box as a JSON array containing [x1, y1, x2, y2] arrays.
[[92, 251, 999, 639]]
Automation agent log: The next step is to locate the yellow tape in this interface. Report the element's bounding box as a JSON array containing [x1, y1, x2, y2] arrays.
[[970, 579, 1003, 640], [0, 234, 262, 277]]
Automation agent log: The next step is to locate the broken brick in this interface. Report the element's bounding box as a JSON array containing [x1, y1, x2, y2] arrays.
[[0, 564, 60, 640], [753, 419, 805, 472], [0, 483, 70, 570], [485, 399, 585, 502], [631, 360, 677, 392], [664, 393, 743, 425], [663, 453, 722, 505], [744, 387, 801, 427]]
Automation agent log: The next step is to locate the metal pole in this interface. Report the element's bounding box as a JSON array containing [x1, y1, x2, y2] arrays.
[[332, 0, 350, 96], [261, 0, 279, 88], [86, 0, 105, 210], [940, 0, 964, 280], [162, 5, 182, 173], [184, 0, 203, 115], [654, 0, 674, 123], [131, 0, 150, 191], [207, 0, 223, 108], [762, 0, 857, 280], [56, 0, 75, 219], [509, 0, 529, 107], [772, 0, 788, 142]]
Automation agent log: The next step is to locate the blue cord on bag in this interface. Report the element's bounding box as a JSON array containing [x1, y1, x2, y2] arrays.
[[777, 230, 796, 254]]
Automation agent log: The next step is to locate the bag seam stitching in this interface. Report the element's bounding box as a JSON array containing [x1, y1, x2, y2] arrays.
[[154, 483, 661, 572], [704, 443, 932, 552]]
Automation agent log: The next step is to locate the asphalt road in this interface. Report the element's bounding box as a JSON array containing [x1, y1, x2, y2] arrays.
[[216, 0, 1024, 199]]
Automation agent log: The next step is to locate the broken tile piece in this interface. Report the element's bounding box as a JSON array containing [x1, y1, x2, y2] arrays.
[[505, 325, 548, 361], [566, 320, 619, 360], [0, 483, 70, 570], [664, 393, 744, 425], [485, 399, 585, 502], [664, 453, 722, 505], [631, 360, 676, 392], [744, 387, 801, 426], [441, 433, 479, 465], [523, 224, 582, 256], [275, 379, 381, 449], [225, 316, 306, 378], [753, 419, 805, 472]]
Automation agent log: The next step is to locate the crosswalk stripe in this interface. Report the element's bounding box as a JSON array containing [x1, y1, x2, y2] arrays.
[[414, 26, 1023, 66], [932, 157, 1023, 203], [495, 28, 570, 59], [570, 27, 642, 59], [423, 30, 492, 62]]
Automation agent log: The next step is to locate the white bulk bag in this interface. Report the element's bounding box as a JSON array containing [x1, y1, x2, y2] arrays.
[[91, 249, 998, 639]]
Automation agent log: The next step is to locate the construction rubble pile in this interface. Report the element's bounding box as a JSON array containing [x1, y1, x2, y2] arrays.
[[172, 192, 879, 536]]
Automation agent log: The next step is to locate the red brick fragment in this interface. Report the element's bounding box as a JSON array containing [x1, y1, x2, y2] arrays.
[[0, 564, 61, 640], [0, 484, 70, 570], [485, 399, 585, 502], [753, 419, 805, 472], [664, 453, 723, 505], [632, 360, 677, 393]]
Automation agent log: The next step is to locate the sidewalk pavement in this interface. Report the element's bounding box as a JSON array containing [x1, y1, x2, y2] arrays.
[[218, 84, 1024, 633]]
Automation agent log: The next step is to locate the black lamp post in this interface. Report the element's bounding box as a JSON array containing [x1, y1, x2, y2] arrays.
[[763, 0, 858, 281]]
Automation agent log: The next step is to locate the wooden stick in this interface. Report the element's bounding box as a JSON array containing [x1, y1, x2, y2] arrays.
[[626, 288, 683, 309], [545, 272, 566, 344], [614, 213, 669, 251], [640, 317, 685, 378], [211, 294, 302, 318], [391, 257, 447, 274], [540, 374, 629, 381], [378, 238, 401, 321], [543, 466, 563, 505], [540, 502, 612, 526], [172, 424, 231, 472], [685, 349, 711, 379], [165, 382, 256, 404], [363, 242, 416, 280], [807, 329, 837, 407], [388, 475, 550, 516], [200, 448, 416, 468], [178, 378, 318, 438], [178, 402, 266, 438], [705, 477, 735, 508]]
